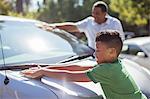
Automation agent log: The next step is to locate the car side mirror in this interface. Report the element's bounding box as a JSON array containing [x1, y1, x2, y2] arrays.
[[136, 52, 146, 58]]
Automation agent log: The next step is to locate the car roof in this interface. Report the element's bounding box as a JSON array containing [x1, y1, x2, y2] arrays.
[[0, 15, 38, 23], [124, 36, 150, 45]]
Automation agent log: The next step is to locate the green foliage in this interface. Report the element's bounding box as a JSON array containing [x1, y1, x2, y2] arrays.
[[37, 0, 99, 23], [0, 0, 12, 15], [110, 0, 149, 26], [37, 0, 63, 22], [0, 0, 37, 19], [8, 11, 37, 19], [39, 0, 78, 22]]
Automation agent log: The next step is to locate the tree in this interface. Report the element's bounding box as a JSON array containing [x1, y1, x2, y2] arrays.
[[38, 0, 98, 22], [16, 0, 31, 14], [38, 0, 79, 22], [110, 0, 150, 35], [0, 0, 12, 15], [16, 0, 23, 13]]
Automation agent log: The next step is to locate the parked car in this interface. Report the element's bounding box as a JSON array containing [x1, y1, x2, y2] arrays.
[[0, 15, 150, 99], [124, 31, 135, 39], [120, 37, 150, 70]]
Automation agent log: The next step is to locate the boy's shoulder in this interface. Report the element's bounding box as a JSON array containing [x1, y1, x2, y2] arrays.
[[95, 59, 122, 70]]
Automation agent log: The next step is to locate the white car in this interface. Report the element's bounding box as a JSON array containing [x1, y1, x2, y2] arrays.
[[0, 15, 150, 99], [120, 37, 150, 70]]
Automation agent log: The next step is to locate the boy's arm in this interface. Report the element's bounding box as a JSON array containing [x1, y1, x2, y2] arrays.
[[45, 65, 93, 71], [42, 69, 91, 82], [21, 68, 91, 82]]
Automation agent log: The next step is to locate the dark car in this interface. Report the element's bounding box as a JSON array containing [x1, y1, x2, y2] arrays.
[[0, 15, 150, 99], [124, 31, 135, 39]]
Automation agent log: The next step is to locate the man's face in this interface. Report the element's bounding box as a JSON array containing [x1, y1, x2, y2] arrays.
[[92, 7, 106, 24]]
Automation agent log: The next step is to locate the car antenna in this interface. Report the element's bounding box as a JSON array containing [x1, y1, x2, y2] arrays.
[[0, 33, 9, 85]]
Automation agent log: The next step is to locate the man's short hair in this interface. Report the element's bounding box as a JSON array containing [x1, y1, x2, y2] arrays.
[[96, 30, 123, 56], [93, 1, 108, 12]]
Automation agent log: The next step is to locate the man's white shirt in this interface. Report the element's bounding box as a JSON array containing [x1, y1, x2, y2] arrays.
[[76, 15, 125, 49]]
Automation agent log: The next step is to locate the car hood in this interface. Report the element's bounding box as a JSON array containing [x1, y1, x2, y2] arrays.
[[41, 59, 104, 99], [0, 59, 103, 99], [1, 58, 150, 99], [41, 77, 103, 99], [0, 71, 58, 99]]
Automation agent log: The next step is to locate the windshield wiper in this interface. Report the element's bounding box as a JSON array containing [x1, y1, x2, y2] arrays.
[[0, 64, 48, 70], [0, 54, 94, 70], [59, 54, 93, 63]]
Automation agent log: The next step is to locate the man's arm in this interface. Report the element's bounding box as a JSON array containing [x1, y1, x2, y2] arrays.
[[54, 22, 80, 33], [38, 22, 80, 33], [114, 20, 125, 41], [36, 22, 80, 33]]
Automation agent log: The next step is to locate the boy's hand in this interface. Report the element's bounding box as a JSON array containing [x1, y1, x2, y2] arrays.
[[21, 68, 43, 79]]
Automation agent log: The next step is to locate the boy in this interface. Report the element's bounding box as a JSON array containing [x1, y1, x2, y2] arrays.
[[21, 31, 146, 99]]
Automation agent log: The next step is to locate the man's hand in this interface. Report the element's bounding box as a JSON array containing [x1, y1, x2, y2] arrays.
[[35, 22, 56, 31]]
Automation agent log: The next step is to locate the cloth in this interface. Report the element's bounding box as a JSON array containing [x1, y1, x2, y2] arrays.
[[76, 15, 125, 49], [86, 59, 147, 99]]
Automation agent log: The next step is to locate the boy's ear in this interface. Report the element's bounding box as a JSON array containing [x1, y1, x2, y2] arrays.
[[107, 48, 116, 55]]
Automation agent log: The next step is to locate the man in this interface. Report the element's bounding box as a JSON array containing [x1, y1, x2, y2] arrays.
[[21, 31, 146, 99], [40, 1, 125, 49]]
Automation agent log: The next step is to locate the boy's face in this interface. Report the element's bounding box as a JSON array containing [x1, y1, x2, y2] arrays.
[[95, 41, 116, 63]]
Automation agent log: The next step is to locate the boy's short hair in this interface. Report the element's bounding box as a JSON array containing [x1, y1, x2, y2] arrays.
[[93, 1, 108, 12], [96, 30, 123, 57]]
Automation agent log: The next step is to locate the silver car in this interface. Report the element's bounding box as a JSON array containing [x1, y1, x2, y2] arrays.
[[0, 15, 150, 99], [120, 37, 150, 70]]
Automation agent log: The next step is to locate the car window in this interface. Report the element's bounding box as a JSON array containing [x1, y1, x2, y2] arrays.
[[143, 42, 150, 53], [122, 44, 143, 55]]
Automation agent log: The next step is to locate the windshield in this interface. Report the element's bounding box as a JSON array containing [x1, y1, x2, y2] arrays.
[[0, 20, 93, 66]]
